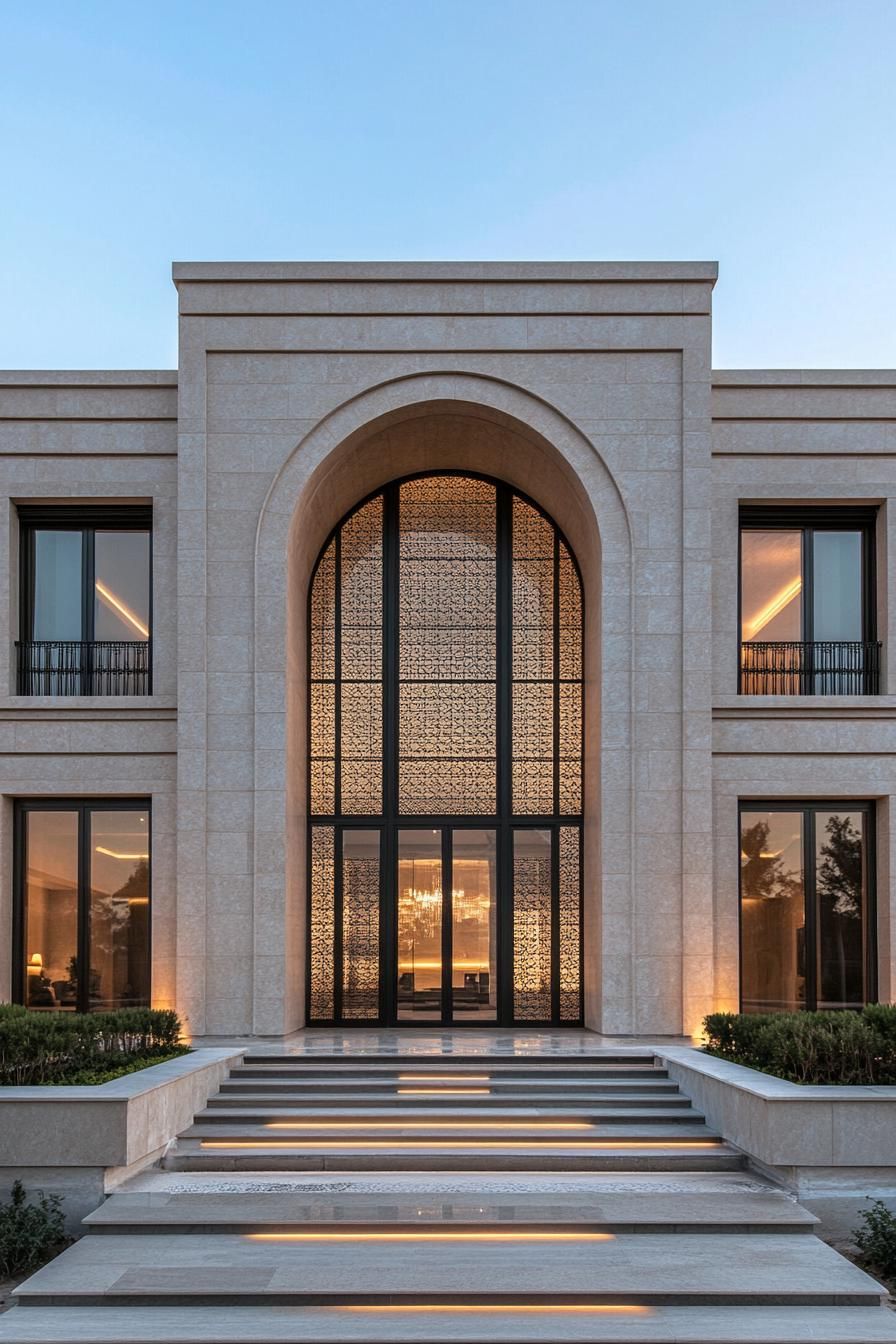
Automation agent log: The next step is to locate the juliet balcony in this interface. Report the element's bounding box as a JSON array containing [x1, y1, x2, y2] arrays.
[[15, 640, 152, 696], [739, 639, 882, 696]]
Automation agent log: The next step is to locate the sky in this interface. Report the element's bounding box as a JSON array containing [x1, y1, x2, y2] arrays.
[[2, 0, 895, 370]]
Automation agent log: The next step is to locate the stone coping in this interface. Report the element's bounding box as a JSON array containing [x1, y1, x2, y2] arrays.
[[655, 1047, 896, 1177], [0, 369, 177, 384], [0, 1048, 242, 1102], [657, 1047, 896, 1099], [0, 1048, 245, 1168], [713, 368, 896, 385], [172, 260, 720, 282]]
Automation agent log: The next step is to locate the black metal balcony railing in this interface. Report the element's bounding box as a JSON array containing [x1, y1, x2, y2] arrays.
[[740, 640, 881, 696], [15, 641, 151, 696]]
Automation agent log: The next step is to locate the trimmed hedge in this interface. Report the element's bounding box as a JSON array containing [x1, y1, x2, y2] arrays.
[[703, 1006, 896, 1085], [0, 1004, 182, 1086]]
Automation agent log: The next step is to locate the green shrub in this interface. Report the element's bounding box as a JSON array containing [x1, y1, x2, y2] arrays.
[[0, 1180, 68, 1277], [702, 1005, 896, 1085], [853, 1199, 896, 1282], [0, 1005, 183, 1086]]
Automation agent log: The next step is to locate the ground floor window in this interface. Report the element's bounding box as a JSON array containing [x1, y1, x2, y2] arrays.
[[739, 801, 874, 1012], [13, 800, 150, 1012]]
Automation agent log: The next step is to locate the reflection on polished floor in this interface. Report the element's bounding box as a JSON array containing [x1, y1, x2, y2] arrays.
[[192, 1027, 696, 1053]]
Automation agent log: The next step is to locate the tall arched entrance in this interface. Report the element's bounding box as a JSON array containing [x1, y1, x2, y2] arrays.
[[307, 472, 583, 1025]]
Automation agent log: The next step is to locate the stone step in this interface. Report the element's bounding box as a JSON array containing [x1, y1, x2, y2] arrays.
[[82, 1189, 818, 1235], [9, 1302, 896, 1344], [181, 1118, 715, 1138], [238, 1053, 661, 1067], [209, 1088, 690, 1108], [4, 1304, 896, 1342], [11, 1232, 884, 1308], [162, 1138, 744, 1172], [190, 1106, 706, 1127], [230, 1064, 670, 1080]]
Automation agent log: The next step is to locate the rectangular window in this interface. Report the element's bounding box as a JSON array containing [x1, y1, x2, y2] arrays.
[[739, 507, 878, 694], [14, 801, 151, 1012], [17, 507, 152, 695], [739, 802, 874, 1013]]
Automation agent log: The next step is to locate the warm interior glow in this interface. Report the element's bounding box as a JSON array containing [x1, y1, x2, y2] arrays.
[[95, 579, 150, 638], [246, 1231, 613, 1242], [743, 575, 802, 640], [336, 1304, 651, 1315], [95, 846, 150, 860], [200, 1139, 721, 1151]]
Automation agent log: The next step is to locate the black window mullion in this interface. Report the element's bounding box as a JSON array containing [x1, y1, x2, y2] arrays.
[[498, 822, 513, 1025], [550, 825, 560, 1024], [83, 529, 94, 694], [11, 806, 25, 1004], [333, 825, 344, 1023], [383, 485, 399, 822], [382, 485, 399, 1025], [84, 528, 95, 643], [804, 806, 817, 1012], [334, 529, 342, 817], [442, 827, 453, 1024], [803, 529, 813, 694], [24, 528, 36, 642], [553, 532, 560, 817], [496, 486, 511, 821], [496, 486, 512, 1023], [77, 804, 91, 1014], [376, 825, 389, 1024], [864, 808, 877, 1004]]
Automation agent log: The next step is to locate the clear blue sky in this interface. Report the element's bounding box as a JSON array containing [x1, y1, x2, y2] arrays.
[[2, 0, 894, 369]]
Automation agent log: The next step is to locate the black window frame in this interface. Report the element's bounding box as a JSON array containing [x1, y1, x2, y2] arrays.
[[306, 471, 585, 1029], [12, 797, 152, 1014], [18, 504, 153, 693], [737, 798, 877, 1013], [738, 505, 878, 694]]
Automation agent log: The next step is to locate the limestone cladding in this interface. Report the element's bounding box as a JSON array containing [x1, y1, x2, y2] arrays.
[[0, 266, 893, 1038]]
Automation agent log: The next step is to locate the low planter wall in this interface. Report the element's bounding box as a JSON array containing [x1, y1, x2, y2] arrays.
[[0, 1047, 243, 1229], [656, 1045, 896, 1198]]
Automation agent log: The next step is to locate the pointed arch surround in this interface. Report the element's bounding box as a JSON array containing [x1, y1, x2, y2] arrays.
[[307, 471, 584, 1025], [250, 373, 636, 1036]]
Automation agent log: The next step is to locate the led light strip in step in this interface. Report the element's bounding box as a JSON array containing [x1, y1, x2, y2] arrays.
[[246, 1230, 614, 1242], [199, 1138, 721, 1150]]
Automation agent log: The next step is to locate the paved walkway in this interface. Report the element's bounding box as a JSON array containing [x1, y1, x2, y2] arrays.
[[2, 1034, 894, 1341]]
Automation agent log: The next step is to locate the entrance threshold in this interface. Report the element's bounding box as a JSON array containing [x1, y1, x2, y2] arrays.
[[189, 1027, 696, 1055]]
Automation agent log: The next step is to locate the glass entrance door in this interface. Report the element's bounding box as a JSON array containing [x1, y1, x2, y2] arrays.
[[307, 473, 584, 1027], [396, 827, 497, 1023]]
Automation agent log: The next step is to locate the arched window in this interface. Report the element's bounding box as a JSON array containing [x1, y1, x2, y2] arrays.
[[308, 473, 583, 1025]]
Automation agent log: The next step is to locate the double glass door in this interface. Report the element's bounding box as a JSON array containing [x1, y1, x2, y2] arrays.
[[310, 819, 580, 1026], [397, 827, 497, 1022]]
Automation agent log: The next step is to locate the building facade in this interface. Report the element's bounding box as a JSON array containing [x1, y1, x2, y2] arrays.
[[1, 261, 894, 1038]]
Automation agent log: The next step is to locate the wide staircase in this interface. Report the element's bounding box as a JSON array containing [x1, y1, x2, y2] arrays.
[[3, 1046, 895, 1342]]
